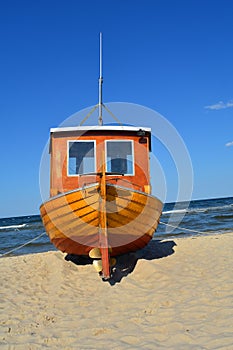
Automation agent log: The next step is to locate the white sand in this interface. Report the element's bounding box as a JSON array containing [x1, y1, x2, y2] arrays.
[[1, 233, 233, 349]]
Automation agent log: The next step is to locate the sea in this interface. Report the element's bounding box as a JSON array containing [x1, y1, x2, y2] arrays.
[[0, 196, 233, 257]]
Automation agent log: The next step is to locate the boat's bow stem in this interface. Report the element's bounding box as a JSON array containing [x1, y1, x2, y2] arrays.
[[99, 161, 111, 279]]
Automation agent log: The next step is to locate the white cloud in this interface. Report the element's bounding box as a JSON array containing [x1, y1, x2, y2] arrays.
[[226, 141, 233, 147], [205, 100, 233, 110]]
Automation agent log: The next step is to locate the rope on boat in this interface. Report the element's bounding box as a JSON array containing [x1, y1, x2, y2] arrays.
[[102, 104, 123, 125], [79, 104, 98, 126], [159, 221, 214, 235], [0, 232, 47, 258], [0, 221, 220, 258]]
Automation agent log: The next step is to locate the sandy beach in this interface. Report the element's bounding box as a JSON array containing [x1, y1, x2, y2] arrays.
[[1, 233, 233, 349]]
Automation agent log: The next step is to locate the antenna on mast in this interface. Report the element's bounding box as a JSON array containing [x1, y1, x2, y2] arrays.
[[98, 32, 103, 126]]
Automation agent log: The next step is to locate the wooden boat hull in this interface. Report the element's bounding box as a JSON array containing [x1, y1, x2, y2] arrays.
[[40, 183, 163, 257]]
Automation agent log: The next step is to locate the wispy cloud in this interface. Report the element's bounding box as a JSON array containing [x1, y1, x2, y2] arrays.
[[205, 100, 233, 110], [226, 141, 233, 147]]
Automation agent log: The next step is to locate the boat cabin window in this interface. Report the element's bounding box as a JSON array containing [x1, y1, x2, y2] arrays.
[[68, 141, 96, 175], [106, 140, 134, 175]]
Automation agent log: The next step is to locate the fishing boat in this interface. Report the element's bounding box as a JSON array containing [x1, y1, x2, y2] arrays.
[[40, 34, 163, 280]]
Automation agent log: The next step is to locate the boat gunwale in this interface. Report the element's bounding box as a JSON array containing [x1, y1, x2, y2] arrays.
[[40, 182, 100, 208], [41, 182, 163, 208]]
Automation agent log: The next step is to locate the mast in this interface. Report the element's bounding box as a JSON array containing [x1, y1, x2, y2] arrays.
[[98, 32, 103, 126]]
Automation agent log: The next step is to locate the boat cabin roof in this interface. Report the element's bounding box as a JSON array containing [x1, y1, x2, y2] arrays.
[[50, 125, 151, 133], [50, 125, 152, 151]]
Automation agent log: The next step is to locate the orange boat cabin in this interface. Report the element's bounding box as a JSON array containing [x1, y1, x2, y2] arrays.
[[49, 125, 152, 197]]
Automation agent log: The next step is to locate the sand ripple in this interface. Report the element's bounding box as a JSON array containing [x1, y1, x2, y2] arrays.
[[1, 233, 233, 349]]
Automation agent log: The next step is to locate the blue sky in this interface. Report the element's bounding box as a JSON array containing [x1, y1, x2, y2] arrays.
[[0, 0, 233, 218]]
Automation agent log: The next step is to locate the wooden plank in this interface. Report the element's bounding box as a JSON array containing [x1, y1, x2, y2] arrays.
[[99, 154, 110, 279], [40, 184, 99, 215], [41, 198, 99, 226], [43, 214, 99, 239], [40, 180, 162, 259]]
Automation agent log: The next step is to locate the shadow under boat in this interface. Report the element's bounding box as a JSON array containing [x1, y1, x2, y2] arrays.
[[65, 239, 176, 286]]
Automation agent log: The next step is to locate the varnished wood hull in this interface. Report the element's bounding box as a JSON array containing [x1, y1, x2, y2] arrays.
[[40, 183, 163, 257]]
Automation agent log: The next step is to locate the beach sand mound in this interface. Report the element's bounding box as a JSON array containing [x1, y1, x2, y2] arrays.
[[1, 233, 233, 349]]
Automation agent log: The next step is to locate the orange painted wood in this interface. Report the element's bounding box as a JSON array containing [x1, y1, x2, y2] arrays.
[[50, 130, 151, 196], [98, 152, 110, 279]]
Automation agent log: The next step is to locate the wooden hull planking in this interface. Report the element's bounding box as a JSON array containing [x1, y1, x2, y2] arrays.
[[40, 183, 163, 259]]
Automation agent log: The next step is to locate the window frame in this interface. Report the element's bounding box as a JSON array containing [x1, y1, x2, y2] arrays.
[[67, 140, 96, 176], [105, 140, 135, 176]]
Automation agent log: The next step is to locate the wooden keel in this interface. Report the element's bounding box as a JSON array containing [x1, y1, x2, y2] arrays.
[[99, 203, 110, 279], [99, 153, 110, 280], [100, 247, 110, 280]]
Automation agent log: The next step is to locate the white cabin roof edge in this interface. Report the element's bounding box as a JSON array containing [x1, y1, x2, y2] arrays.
[[50, 125, 151, 133]]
